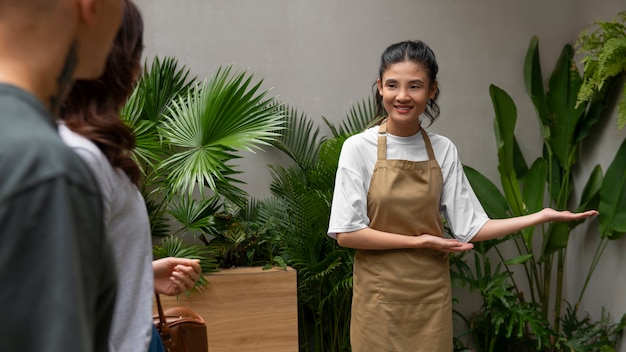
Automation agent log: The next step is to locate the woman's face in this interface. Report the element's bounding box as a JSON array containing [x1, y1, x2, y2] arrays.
[[376, 60, 437, 137]]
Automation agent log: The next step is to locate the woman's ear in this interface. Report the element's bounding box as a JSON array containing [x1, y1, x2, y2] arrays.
[[76, 0, 97, 26], [429, 81, 438, 99], [376, 79, 383, 95]]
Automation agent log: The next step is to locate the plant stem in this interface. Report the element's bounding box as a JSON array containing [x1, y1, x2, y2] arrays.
[[577, 237, 609, 305], [542, 254, 552, 317], [553, 249, 566, 336]]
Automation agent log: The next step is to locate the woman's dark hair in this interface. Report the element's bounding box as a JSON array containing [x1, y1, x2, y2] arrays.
[[373, 40, 441, 126], [59, 0, 143, 185]]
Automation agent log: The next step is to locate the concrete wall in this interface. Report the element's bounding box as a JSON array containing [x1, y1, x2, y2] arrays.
[[134, 0, 626, 349]]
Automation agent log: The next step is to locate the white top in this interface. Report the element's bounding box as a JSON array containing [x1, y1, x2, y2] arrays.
[[59, 123, 154, 352], [327, 125, 489, 243]]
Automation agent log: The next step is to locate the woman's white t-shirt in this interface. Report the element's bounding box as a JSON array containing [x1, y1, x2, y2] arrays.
[[327, 125, 489, 242]]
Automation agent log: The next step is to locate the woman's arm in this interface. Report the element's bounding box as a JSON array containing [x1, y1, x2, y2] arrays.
[[336, 227, 474, 252], [471, 208, 599, 242]]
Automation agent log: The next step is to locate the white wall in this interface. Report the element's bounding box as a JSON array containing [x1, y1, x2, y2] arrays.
[[134, 0, 626, 349]]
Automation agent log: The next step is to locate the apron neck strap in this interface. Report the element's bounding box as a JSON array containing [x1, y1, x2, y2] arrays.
[[421, 128, 436, 161], [377, 121, 388, 160]]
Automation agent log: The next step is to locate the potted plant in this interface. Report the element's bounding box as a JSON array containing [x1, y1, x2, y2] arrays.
[[122, 56, 297, 351]]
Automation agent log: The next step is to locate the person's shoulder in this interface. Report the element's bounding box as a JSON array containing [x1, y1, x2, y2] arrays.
[[425, 130, 458, 151], [424, 129, 454, 144], [343, 125, 378, 148], [0, 108, 98, 198], [58, 123, 110, 170]]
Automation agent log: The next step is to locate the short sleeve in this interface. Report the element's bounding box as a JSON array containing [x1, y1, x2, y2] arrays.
[[327, 138, 371, 238], [440, 148, 489, 242]]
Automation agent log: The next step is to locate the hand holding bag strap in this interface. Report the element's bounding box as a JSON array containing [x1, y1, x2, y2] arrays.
[[155, 292, 174, 351]]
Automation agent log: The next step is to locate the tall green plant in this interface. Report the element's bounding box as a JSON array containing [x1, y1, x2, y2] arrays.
[[266, 98, 376, 351], [453, 36, 626, 351]]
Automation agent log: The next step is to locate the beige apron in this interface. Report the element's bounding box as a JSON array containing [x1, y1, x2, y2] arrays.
[[350, 121, 452, 352]]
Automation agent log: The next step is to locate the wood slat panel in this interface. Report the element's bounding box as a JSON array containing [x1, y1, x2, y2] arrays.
[[154, 266, 298, 352]]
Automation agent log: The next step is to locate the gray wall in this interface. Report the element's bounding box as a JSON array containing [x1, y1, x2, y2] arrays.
[[135, 0, 626, 349]]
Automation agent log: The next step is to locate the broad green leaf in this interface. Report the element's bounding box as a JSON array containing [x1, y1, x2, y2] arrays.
[[505, 254, 534, 265], [521, 158, 547, 245], [545, 44, 585, 170], [512, 137, 529, 180], [522, 158, 547, 214], [542, 221, 570, 257], [599, 137, 626, 238], [575, 164, 603, 213], [463, 165, 509, 219], [524, 36, 549, 129], [490, 84, 524, 216]]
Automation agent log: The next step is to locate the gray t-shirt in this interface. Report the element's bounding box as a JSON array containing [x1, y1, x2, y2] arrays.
[[0, 84, 117, 351], [59, 123, 153, 352]]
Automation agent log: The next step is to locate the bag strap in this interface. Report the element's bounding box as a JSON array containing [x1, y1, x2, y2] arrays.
[[155, 292, 174, 351]]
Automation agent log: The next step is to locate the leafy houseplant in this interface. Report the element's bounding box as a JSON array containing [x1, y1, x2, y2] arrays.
[[576, 11, 626, 129], [265, 98, 377, 351], [121, 56, 285, 252], [200, 197, 287, 270], [451, 36, 626, 351]]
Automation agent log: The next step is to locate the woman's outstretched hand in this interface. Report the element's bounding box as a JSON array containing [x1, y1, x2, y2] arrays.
[[472, 208, 599, 242], [153, 257, 202, 296], [539, 208, 599, 222]]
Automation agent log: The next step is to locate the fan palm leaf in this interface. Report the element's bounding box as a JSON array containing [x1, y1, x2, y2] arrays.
[[121, 57, 196, 178], [157, 66, 284, 196]]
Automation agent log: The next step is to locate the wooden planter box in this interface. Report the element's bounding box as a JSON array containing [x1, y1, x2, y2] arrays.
[[154, 266, 298, 352]]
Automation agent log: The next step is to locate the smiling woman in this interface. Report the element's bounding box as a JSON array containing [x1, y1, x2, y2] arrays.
[[326, 39, 599, 352]]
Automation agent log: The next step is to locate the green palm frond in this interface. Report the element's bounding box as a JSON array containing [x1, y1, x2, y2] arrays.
[[121, 57, 195, 178], [311, 136, 346, 191], [135, 56, 195, 123], [324, 95, 378, 137], [271, 104, 324, 172], [157, 66, 284, 196], [128, 119, 164, 175], [167, 195, 221, 235]]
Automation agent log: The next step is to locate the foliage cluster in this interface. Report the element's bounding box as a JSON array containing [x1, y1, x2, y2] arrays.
[[576, 11, 626, 129], [262, 100, 377, 351], [451, 36, 626, 352], [121, 57, 285, 270]]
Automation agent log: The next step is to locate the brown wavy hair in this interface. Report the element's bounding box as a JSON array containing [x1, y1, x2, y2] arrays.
[[59, 0, 143, 185]]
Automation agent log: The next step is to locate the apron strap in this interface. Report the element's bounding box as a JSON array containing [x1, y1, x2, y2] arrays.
[[377, 121, 387, 160], [421, 128, 436, 161]]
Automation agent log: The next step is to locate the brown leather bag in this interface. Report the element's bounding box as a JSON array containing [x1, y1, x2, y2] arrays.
[[154, 293, 209, 352]]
